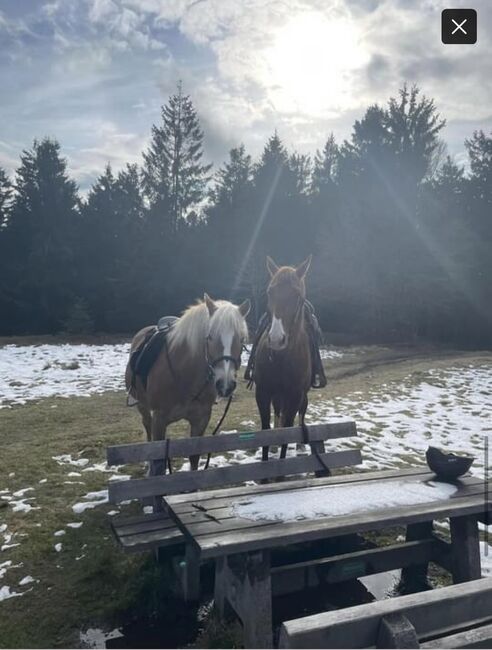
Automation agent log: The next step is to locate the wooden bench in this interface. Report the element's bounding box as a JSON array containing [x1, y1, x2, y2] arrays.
[[106, 421, 360, 596], [279, 578, 492, 648]]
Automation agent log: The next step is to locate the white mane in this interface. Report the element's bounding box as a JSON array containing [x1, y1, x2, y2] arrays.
[[168, 299, 248, 356]]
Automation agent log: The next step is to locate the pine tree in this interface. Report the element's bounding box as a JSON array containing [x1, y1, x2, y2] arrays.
[[4, 138, 80, 333], [312, 134, 338, 194], [142, 83, 212, 234], [0, 167, 13, 228]]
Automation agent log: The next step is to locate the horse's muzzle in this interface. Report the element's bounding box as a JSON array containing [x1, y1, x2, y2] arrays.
[[216, 379, 237, 397]]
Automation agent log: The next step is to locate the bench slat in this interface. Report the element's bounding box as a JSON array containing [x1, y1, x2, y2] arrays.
[[107, 421, 356, 465], [118, 527, 184, 553], [279, 578, 492, 648], [108, 449, 362, 503], [422, 620, 492, 648], [111, 511, 184, 553]]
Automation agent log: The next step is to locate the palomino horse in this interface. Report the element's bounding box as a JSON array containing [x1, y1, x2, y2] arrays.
[[126, 294, 250, 469], [254, 256, 312, 459]]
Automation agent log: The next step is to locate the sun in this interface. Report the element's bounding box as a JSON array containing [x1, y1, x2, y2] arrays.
[[263, 12, 368, 116]]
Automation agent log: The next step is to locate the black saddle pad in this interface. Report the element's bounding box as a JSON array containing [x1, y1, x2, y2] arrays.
[[130, 316, 178, 388]]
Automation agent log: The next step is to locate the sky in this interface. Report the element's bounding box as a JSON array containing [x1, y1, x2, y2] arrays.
[[0, 0, 491, 193]]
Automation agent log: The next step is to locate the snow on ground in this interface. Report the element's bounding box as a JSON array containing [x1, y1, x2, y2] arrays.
[[0, 341, 348, 408], [72, 490, 109, 514], [0, 343, 128, 407], [233, 480, 458, 522], [0, 585, 23, 602], [306, 364, 492, 476], [80, 627, 123, 648]]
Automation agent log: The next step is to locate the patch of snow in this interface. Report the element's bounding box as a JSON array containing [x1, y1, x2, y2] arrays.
[[53, 454, 89, 467], [72, 489, 108, 514], [39, 478, 47, 484], [107, 510, 119, 516], [0, 561, 14, 579], [143, 506, 153, 514], [67, 472, 81, 477], [67, 522, 83, 529], [54, 530, 65, 537], [18, 575, 35, 586], [82, 462, 114, 473], [80, 627, 123, 648], [233, 480, 457, 522], [108, 474, 131, 482], [0, 343, 128, 407], [306, 364, 492, 476], [13, 487, 34, 498], [54, 543, 62, 552], [10, 498, 38, 513], [0, 585, 23, 601]]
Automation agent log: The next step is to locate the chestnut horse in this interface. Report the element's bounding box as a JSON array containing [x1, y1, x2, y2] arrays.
[[126, 294, 250, 469], [254, 256, 312, 459]]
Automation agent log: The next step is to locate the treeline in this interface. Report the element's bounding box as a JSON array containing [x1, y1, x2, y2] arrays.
[[0, 84, 491, 346]]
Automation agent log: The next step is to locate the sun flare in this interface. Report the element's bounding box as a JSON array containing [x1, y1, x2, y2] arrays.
[[264, 12, 368, 116]]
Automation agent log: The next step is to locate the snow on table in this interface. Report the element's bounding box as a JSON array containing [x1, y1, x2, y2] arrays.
[[233, 480, 457, 522], [0, 343, 128, 407]]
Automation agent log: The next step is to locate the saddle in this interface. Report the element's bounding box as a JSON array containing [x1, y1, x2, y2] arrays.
[[128, 316, 178, 397], [244, 301, 327, 389]]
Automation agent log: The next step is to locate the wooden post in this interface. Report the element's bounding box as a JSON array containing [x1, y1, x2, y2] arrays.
[[401, 521, 433, 585], [214, 551, 273, 648], [242, 551, 273, 648], [450, 514, 481, 583], [376, 613, 419, 648], [182, 543, 201, 602]]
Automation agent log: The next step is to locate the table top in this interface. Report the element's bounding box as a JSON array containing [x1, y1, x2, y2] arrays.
[[165, 467, 488, 559]]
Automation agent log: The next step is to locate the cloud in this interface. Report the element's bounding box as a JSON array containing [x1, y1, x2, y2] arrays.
[[0, 0, 491, 189]]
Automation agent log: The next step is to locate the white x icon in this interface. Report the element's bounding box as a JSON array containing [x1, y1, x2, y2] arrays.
[[452, 18, 467, 34]]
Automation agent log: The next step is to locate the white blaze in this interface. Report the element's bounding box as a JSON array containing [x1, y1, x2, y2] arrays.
[[214, 329, 235, 390], [269, 315, 286, 348]]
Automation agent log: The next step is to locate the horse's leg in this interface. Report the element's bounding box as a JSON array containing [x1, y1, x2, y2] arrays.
[[256, 386, 272, 461], [150, 409, 168, 474], [189, 409, 211, 471], [273, 396, 281, 429], [137, 404, 152, 442], [279, 397, 302, 459]]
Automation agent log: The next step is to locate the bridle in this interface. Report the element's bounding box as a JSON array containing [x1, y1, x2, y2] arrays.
[[204, 334, 242, 379]]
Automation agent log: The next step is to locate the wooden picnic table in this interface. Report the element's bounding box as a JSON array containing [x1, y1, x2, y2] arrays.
[[165, 467, 489, 648]]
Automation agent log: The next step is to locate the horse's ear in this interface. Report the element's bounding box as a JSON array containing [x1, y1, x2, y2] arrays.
[[266, 256, 279, 277], [296, 255, 312, 279], [238, 299, 251, 318], [204, 293, 217, 316]]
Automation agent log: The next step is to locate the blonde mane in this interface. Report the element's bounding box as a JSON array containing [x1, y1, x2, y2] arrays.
[[169, 299, 248, 356]]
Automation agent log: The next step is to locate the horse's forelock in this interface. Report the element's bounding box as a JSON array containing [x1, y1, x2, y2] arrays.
[[169, 300, 247, 355], [210, 301, 248, 341], [269, 266, 305, 294]]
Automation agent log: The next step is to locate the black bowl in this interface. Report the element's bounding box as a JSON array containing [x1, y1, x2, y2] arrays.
[[426, 446, 474, 480]]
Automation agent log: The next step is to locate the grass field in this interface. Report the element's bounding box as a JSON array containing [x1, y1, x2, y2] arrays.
[[1, 343, 491, 648]]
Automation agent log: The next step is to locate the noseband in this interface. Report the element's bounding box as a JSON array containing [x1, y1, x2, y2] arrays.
[[205, 336, 242, 381]]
